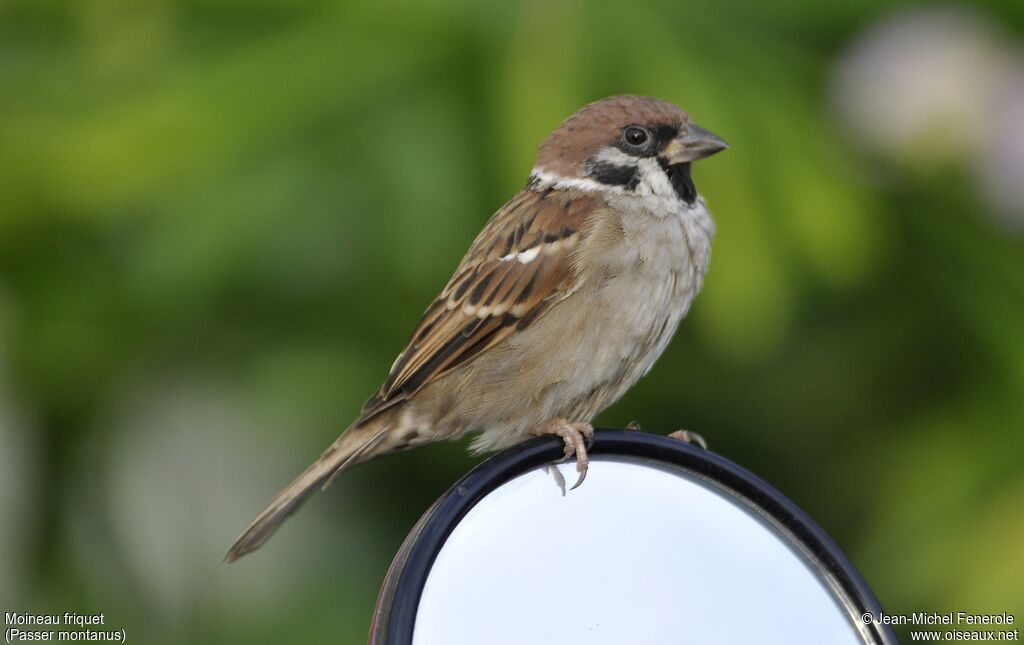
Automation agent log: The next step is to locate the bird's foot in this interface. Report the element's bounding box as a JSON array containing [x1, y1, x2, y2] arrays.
[[543, 463, 567, 496], [668, 429, 708, 450], [626, 420, 642, 431], [531, 418, 593, 491]]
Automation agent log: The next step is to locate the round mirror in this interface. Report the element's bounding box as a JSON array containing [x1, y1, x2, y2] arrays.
[[371, 430, 895, 645]]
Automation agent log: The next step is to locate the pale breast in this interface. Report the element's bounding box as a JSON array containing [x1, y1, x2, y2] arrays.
[[457, 194, 714, 451], [580, 194, 715, 410]]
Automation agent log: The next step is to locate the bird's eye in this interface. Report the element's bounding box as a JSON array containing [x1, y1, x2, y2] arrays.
[[623, 126, 649, 147]]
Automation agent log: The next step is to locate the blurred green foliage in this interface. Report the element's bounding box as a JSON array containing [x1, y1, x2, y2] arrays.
[[1, 0, 1022, 642]]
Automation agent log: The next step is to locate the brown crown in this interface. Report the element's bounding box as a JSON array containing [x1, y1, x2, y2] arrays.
[[535, 95, 688, 177]]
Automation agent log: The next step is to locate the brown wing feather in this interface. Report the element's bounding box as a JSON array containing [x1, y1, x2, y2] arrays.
[[356, 189, 601, 424]]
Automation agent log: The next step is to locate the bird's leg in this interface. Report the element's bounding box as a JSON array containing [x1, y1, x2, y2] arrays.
[[579, 423, 595, 451], [668, 429, 708, 450], [531, 418, 593, 491]]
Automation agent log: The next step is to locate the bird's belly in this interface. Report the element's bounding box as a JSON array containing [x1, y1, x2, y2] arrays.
[[455, 212, 705, 451], [550, 230, 699, 419]]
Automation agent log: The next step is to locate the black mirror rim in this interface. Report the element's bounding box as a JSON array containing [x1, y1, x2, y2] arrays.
[[371, 429, 897, 645]]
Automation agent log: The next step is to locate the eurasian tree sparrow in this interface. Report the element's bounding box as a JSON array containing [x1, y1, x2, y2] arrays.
[[225, 95, 727, 562]]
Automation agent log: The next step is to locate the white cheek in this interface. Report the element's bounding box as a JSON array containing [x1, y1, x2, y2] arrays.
[[531, 153, 689, 208], [634, 157, 676, 199], [591, 147, 638, 166], [591, 148, 675, 199]]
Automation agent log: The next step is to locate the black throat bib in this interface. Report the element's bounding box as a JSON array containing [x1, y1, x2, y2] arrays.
[[660, 161, 697, 205]]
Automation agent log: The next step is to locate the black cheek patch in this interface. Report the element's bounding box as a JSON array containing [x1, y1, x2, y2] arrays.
[[586, 160, 640, 190]]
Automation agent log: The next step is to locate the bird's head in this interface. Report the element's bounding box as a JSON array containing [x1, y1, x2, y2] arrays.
[[532, 95, 727, 204]]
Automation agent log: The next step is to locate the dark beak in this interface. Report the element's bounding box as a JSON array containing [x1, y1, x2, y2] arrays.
[[661, 124, 728, 164]]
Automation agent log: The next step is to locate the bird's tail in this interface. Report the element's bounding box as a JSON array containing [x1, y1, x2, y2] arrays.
[[223, 418, 392, 563]]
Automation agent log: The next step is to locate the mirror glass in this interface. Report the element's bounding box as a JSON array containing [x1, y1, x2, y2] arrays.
[[412, 456, 870, 645]]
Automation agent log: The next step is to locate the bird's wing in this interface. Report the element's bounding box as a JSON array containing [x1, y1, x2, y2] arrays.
[[356, 188, 603, 424]]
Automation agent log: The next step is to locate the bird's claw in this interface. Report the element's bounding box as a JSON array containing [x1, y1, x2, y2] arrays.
[[626, 420, 642, 431], [531, 418, 592, 491], [668, 429, 708, 450], [569, 459, 587, 491]]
